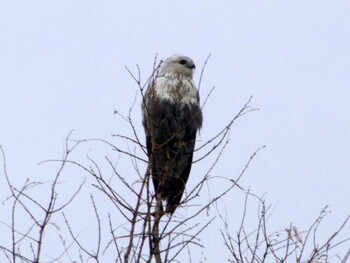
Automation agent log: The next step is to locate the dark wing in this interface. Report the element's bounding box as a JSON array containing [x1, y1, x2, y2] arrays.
[[141, 83, 158, 190], [162, 101, 202, 213]]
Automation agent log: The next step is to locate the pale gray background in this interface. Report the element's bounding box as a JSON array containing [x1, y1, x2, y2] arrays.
[[1, 1, 349, 262]]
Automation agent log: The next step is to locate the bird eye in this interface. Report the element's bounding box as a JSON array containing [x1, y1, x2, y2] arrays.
[[179, 59, 187, 65]]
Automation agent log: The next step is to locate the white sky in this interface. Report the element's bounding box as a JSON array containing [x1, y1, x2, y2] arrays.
[[1, 1, 349, 262]]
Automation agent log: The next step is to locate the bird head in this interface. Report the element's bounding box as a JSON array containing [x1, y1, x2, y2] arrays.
[[159, 54, 196, 78]]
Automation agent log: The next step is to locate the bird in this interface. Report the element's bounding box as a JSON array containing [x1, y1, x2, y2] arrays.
[[142, 54, 203, 214]]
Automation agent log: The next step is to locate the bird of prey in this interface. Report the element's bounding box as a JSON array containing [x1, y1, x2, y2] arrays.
[[142, 54, 203, 214]]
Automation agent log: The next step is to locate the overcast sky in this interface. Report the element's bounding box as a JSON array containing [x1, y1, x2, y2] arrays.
[[1, 1, 350, 262]]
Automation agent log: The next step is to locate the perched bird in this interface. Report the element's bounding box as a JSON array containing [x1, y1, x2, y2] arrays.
[[142, 54, 203, 213]]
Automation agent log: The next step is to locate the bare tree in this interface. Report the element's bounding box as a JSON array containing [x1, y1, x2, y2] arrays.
[[220, 191, 350, 263], [0, 56, 349, 263], [0, 136, 85, 263]]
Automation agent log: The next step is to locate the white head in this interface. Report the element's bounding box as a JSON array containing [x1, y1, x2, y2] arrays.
[[159, 54, 196, 78]]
